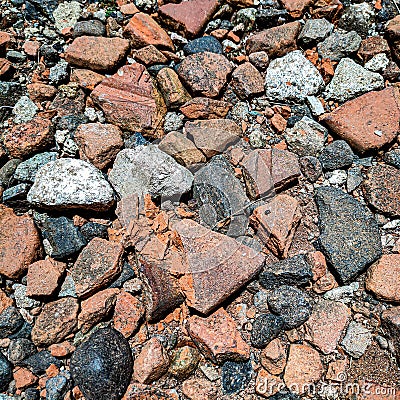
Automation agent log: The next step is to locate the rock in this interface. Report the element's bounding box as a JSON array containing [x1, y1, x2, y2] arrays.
[[133, 45, 168, 66], [317, 31, 362, 61], [304, 298, 351, 354], [381, 306, 400, 363], [12, 284, 40, 309], [0, 206, 41, 279], [183, 36, 223, 55], [0, 352, 12, 391], [187, 308, 250, 364], [251, 314, 284, 349], [133, 337, 169, 383], [70, 237, 123, 298], [27, 158, 115, 211], [384, 149, 400, 169], [109, 145, 193, 199], [324, 58, 384, 102], [26, 258, 66, 297], [362, 164, 400, 217], [12, 96, 38, 124], [365, 254, 400, 302], [65, 36, 129, 72], [250, 194, 301, 258], [8, 338, 36, 364], [71, 327, 133, 400], [341, 321, 372, 358], [156, 67, 191, 109], [73, 20, 105, 37], [0, 82, 24, 111], [0, 290, 12, 314], [45, 371, 71, 400], [221, 360, 252, 394], [181, 377, 217, 400], [74, 123, 123, 170], [365, 53, 390, 72], [298, 18, 334, 46], [314, 186, 382, 283], [260, 338, 287, 375], [338, 2, 374, 38], [180, 97, 232, 119], [13, 367, 38, 390], [0, 307, 24, 338], [245, 22, 300, 57], [175, 219, 264, 313], [319, 140, 354, 171], [53, 1, 81, 31], [78, 288, 119, 333], [169, 346, 200, 379], [177, 52, 232, 98], [113, 291, 144, 338], [231, 62, 264, 99], [248, 51, 270, 70], [280, 0, 313, 17], [123, 13, 173, 50], [13, 152, 57, 183], [4, 117, 53, 159], [259, 254, 313, 289], [265, 50, 324, 102], [70, 69, 104, 90], [255, 369, 286, 397], [357, 36, 390, 63], [31, 297, 79, 346], [91, 64, 166, 137], [159, 0, 220, 37], [284, 344, 324, 395], [21, 351, 61, 375]]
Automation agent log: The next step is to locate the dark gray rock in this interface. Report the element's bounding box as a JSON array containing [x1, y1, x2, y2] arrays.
[[6, 51, 26, 63], [70, 327, 133, 400], [319, 140, 354, 171], [80, 222, 108, 242], [0, 82, 24, 108], [298, 18, 334, 46], [46, 371, 71, 400], [267, 286, 312, 330], [255, 8, 289, 29], [56, 114, 88, 133], [338, 3, 374, 37], [8, 321, 32, 340], [108, 262, 135, 289], [39, 44, 59, 67], [384, 149, 400, 169], [24, 388, 40, 400], [2, 183, 30, 204], [250, 314, 284, 348], [0, 307, 24, 339], [193, 155, 250, 237], [221, 360, 253, 395], [315, 186, 382, 283], [259, 255, 313, 290], [0, 352, 12, 391], [299, 156, 323, 183], [183, 36, 223, 55], [21, 351, 61, 375], [317, 31, 362, 61], [73, 20, 105, 37], [8, 339, 37, 364], [13, 152, 57, 183], [269, 391, 301, 400], [0, 159, 22, 188], [347, 166, 363, 192]]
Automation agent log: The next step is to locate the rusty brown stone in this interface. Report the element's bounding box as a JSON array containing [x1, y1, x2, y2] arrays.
[[22, 40, 40, 57], [49, 341, 76, 357], [231, 61, 264, 99], [0, 58, 13, 78], [91, 63, 167, 138], [27, 83, 58, 103], [357, 36, 390, 63], [260, 338, 287, 375], [181, 378, 217, 400], [70, 69, 104, 90], [180, 97, 232, 119], [280, 0, 313, 17], [134, 45, 168, 66], [113, 291, 144, 338], [0, 289, 12, 314], [14, 367, 38, 390], [156, 67, 191, 109], [255, 369, 285, 397], [386, 15, 400, 40], [0, 32, 11, 51]]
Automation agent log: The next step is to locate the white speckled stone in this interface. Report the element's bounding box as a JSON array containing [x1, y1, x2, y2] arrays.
[[53, 1, 82, 32]]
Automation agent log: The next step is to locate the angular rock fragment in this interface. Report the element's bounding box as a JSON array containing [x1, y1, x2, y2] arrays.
[[113, 291, 144, 338], [180, 97, 232, 119], [341, 321, 372, 358], [231, 62, 264, 99], [156, 67, 191, 109], [298, 18, 334, 46], [317, 31, 362, 61]]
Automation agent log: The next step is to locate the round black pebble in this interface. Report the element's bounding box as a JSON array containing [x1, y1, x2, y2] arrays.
[[251, 314, 284, 349]]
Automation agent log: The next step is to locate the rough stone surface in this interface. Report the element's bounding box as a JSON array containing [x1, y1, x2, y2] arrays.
[[156, 67, 191, 109], [13, 152, 57, 183], [231, 62, 265, 99], [260, 338, 287, 375], [319, 140, 354, 171], [180, 97, 232, 119], [251, 314, 284, 349], [298, 18, 334, 46], [113, 291, 144, 338], [53, 1, 81, 31], [0, 352, 12, 391], [222, 360, 253, 395], [183, 36, 223, 55], [341, 321, 372, 358], [317, 31, 362, 61]]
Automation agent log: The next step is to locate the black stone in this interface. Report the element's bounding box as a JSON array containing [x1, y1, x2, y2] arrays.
[[24, 388, 40, 400], [315, 186, 382, 283], [108, 261, 135, 289], [0, 307, 24, 339], [183, 36, 223, 55], [255, 8, 289, 29], [221, 360, 253, 395], [8, 338, 37, 364], [0, 352, 12, 391], [0, 82, 24, 121], [267, 286, 312, 330], [8, 320, 33, 339], [299, 156, 322, 183], [259, 254, 313, 290], [80, 222, 109, 242], [39, 44, 59, 67], [384, 149, 400, 169], [70, 327, 133, 400], [6, 50, 26, 63], [319, 140, 354, 171], [251, 314, 284, 349], [27, 0, 58, 20], [73, 20, 106, 37], [46, 372, 71, 400], [21, 351, 62, 375]]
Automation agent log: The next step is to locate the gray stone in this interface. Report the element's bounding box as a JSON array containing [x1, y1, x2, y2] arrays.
[[299, 156, 322, 183], [164, 112, 184, 133], [319, 140, 354, 171], [46, 371, 71, 400], [0, 352, 12, 392], [323, 282, 359, 304], [324, 58, 384, 102], [317, 31, 362, 61], [14, 152, 57, 183], [306, 95, 325, 116], [383, 149, 400, 169], [27, 158, 115, 211], [0, 82, 24, 109], [12, 96, 38, 124], [338, 3, 374, 38], [6, 51, 27, 63], [109, 145, 193, 199], [253, 290, 270, 313], [0, 307, 24, 339], [251, 314, 284, 349], [193, 155, 250, 237], [222, 360, 253, 395], [12, 284, 40, 309], [347, 166, 363, 192], [341, 321, 372, 358], [0, 159, 22, 188], [2, 183, 30, 204], [73, 20, 105, 37], [315, 186, 382, 283], [53, 1, 82, 32], [365, 53, 390, 72], [8, 338, 37, 364], [298, 18, 334, 46], [49, 61, 69, 85], [21, 351, 61, 375], [265, 51, 324, 102]]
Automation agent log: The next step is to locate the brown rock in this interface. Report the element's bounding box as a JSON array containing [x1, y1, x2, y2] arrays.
[[65, 36, 130, 72], [325, 359, 348, 381], [158, 131, 206, 166], [181, 378, 217, 400], [270, 114, 287, 133], [241, 148, 300, 200], [71, 238, 124, 298], [357, 36, 390, 63], [187, 308, 250, 364], [231, 61, 264, 99], [245, 22, 301, 57], [50, 88, 85, 117], [156, 67, 191, 109], [362, 164, 400, 217], [381, 306, 400, 363], [134, 45, 168, 66], [307, 251, 327, 281], [74, 122, 124, 169], [260, 338, 287, 375], [180, 97, 232, 119], [159, 0, 220, 37], [177, 52, 233, 98], [313, 270, 338, 294], [255, 369, 285, 397], [0, 32, 11, 51], [49, 341, 76, 357], [386, 15, 400, 40], [14, 367, 38, 390], [31, 297, 79, 346], [27, 83, 58, 103], [0, 289, 12, 314], [365, 254, 400, 302], [26, 258, 66, 297], [320, 87, 400, 153], [284, 344, 324, 395], [0, 58, 13, 78], [280, 0, 313, 17], [123, 385, 177, 400], [169, 346, 200, 379], [133, 337, 169, 384], [113, 291, 144, 338], [70, 69, 104, 90], [0, 206, 42, 279], [4, 117, 54, 158], [124, 13, 173, 50], [78, 288, 119, 333], [115, 193, 140, 229], [23, 40, 40, 58], [304, 298, 351, 354], [175, 219, 265, 315], [91, 63, 166, 137], [184, 119, 241, 158]]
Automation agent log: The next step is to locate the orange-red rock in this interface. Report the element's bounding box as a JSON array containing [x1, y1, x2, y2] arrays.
[[0, 58, 12, 78], [27, 83, 58, 103], [134, 45, 168, 66], [280, 0, 313, 17], [231, 61, 264, 99], [180, 97, 232, 119], [0, 206, 42, 279], [49, 341, 76, 357], [181, 378, 217, 400], [260, 338, 287, 375], [255, 369, 285, 397], [357, 36, 390, 63], [113, 291, 144, 338], [0, 289, 12, 314], [123, 13, 173, 50], [70, 69, 104, 90], [91, 63, 166, 137], [65, 36, 129, 72], [0, 32, 11, 51], [23, 40, 40, 58], [14, 367, 38, 390]]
